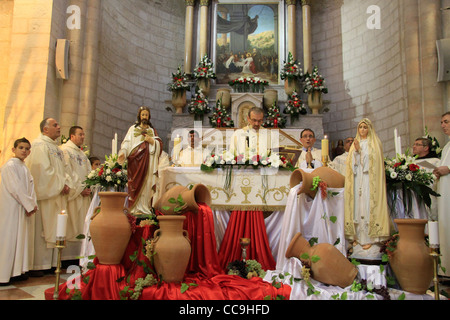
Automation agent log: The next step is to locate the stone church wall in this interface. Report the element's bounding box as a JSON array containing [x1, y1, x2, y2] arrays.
[[311, 0, 407, 157], [92, 0, 185, 158]]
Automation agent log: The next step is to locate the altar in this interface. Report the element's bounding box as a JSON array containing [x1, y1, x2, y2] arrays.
[[159, 166, 292, 212]]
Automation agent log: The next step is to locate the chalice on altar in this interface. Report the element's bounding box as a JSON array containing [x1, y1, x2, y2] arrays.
[[240, 237, 251, 262]]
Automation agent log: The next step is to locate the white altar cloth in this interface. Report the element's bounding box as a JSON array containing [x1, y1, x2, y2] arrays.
[[159, 167, 291, 211]]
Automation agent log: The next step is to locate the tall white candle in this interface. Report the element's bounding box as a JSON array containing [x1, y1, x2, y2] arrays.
[[394, 128, 400, 155], [114, 133, 118, 154], [173, 135, 181, 160], [56, 210, 68, 238], [428, 221, 440, 247], [397, 136, 402, 155]]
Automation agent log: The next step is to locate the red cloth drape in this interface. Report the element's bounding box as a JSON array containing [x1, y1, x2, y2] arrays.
[[218, 210, 276, 271], [126, 141, 150, 209], [45, 206, 288, 300], [182, 203, 223, 278]]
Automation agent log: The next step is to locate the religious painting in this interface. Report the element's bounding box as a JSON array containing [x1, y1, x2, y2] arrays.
[[213, 1, 281, 85]]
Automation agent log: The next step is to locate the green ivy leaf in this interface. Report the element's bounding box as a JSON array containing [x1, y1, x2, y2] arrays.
[[329, 216, 337, 223], [311, 255, 321, 263], [397, 292, 406, 300]]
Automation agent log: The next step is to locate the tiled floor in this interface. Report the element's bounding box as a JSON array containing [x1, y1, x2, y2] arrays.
[[0, 270, 70, 300], [0, 269, 449, 300]]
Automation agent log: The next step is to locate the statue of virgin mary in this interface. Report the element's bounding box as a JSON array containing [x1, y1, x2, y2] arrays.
[[344, 118, 392, 260]]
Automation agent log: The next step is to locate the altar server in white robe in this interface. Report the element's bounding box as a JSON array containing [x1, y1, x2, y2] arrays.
[[0, 138, 37, 284], [60, 126, 92, 251], [295, 128, 322, 169], [433, 111, 450, 275], [178, 130, 204, 167], [26, 118, 71, 273]]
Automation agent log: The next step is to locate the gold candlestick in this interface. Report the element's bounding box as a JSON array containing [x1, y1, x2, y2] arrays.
[[240, 238, 250, 262], [53, 237, 66, 300], [430, 246, 441, 300], [321, 155, 329, 167]]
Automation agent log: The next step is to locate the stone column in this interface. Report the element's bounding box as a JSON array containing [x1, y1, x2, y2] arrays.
[[199, 0, 209, 59], [301, 0, 312, 73], [78, 0, 102, 149], [286, 0, 297, 58], [184, 0, 195, 75], [404, 1, 444, 145], [60, 0, 88, 137], [418, 0, 444, 144]]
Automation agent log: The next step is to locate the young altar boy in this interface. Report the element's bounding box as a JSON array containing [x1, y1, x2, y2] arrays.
[[0, 137, 38, 285]]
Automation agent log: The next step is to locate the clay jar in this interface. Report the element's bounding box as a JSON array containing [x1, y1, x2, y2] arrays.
[[154, 184, 211, 215], [89, 192, 132, 264], [152, 215, 191, 283], [285, 232, 358, 288], [389, 219, 434, 294], [290, 166, 345, 198]]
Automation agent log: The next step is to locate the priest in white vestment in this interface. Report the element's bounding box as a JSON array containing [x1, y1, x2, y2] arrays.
[[118, 106, 162, 215], [295, 129, 323, 169], [229, 107, 274, 159], [433, 112, 450, 276], [0, 138, 37, 284], [25, 118, 71, 272], [60, 126, 92, 250]]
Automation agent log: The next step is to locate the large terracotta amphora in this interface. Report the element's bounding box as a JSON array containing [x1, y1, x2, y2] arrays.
[[289, 166, 345, 198], [154, 184, 211, 215], [285, 233, 357, 288], [151, 215, 191, 282], [89, 192, 131, 264], [389, 219, 433, 294]]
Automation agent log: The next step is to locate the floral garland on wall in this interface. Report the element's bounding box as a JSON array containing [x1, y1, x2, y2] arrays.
[[228, 77, 269, 93]]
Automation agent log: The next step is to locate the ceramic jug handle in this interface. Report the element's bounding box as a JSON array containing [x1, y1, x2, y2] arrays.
[[183, 230, 190, 243], [91, 206, 101, 220]]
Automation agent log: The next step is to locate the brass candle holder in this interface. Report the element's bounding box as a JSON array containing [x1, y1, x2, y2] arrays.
[[53, 237, 66, 300], [321, 155, 329, 167], [430, 246, 441, 300], [240, 238, 251, 262]]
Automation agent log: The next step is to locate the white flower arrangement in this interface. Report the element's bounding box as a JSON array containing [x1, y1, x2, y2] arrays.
[[84, 154, 128, 191]]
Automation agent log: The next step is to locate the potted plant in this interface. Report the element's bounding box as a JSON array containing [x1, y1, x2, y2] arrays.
[[263, 101, 286, 128], [187, 89, 211, 121], [193, 54, 216, 97], [384, 149, 440, 219], [167, 66, 190, 113], [303, 65, 328, 114], [280, 52, 304, 96], [283, 90, 307, 124]]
